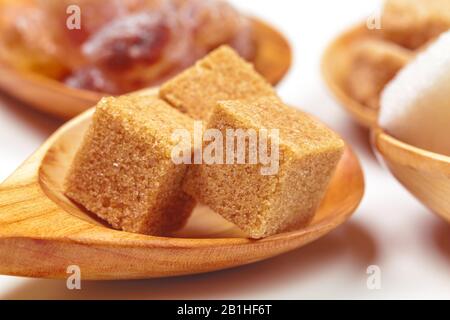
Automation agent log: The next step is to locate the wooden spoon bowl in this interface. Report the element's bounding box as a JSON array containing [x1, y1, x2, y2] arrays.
[[0, 91, 364, 280], [322, 23, 379, 128], [373, 128, 450, 223], [0, 17, 292, 120], [325, 24, 450, 223]]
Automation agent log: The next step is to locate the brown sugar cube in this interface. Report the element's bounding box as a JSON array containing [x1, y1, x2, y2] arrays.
[[382, 0, 450, 49], [347, 39, 413, 109], [65, 95, 195, 236], [183, 96, 345, 239], [159, 45, 277, 121]]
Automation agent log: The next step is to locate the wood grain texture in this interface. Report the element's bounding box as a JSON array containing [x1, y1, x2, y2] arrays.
[[0, 91, 364, 279], [322, 23, 380, 128], [373, 129, 450, 223], [0, 17, 291, 120]]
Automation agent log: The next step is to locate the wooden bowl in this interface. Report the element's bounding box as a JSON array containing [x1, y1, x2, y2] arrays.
[[373, 128, 450, 223], [0, 91, 364, 280], [322, 23, 379, 128], [0, 17, 292, 119]]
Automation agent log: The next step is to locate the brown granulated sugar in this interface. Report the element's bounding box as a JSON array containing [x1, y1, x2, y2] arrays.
[[183, 96, 345, 239], [159, 45, 277, 121], [65, 95, 195, 236]]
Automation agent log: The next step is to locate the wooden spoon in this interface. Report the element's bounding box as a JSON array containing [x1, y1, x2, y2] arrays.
[[0, 17, 292, 120], [373, 128, 450, 224], [0, 91, 364, 280], [324, 24, 450, 223]]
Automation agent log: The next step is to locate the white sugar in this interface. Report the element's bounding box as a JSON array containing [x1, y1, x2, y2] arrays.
[[379, 30, 450, 156]]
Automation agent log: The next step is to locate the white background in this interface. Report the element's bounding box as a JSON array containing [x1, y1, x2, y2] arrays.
[[0, 0, 448, 299]]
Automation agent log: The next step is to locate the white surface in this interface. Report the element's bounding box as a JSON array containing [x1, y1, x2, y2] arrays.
[[380, 30, 450, 156], [0, 0, 448, 300]]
